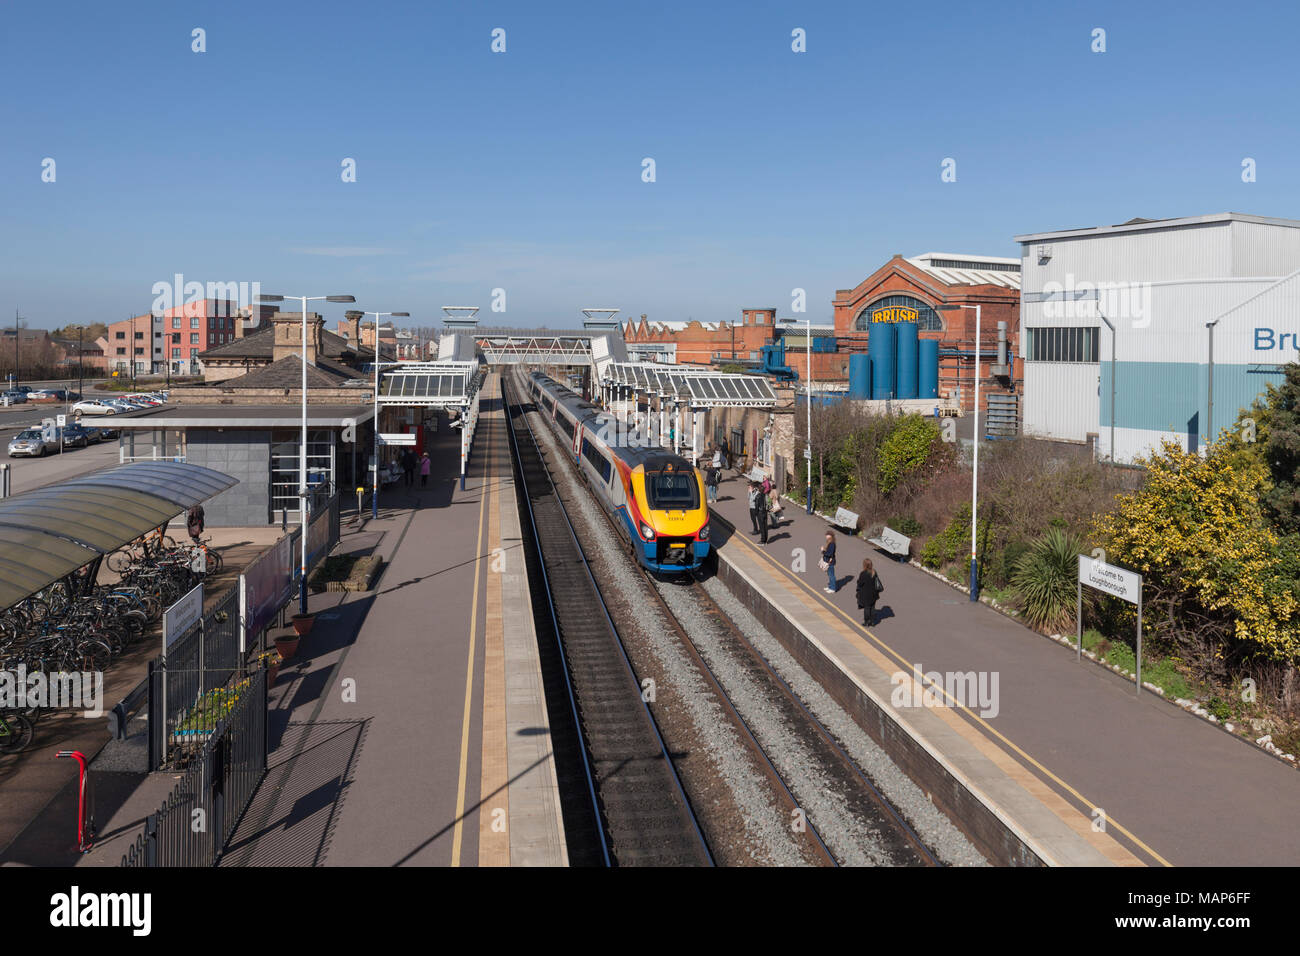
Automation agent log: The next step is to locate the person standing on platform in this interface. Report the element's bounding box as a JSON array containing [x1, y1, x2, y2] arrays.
[[419, 451, 431, 487], [747, 482, 762, 534], [856, 558, 883, 626], [757, 485, 770, 544], [820, 531, 838, 593], [705, 463, 719, 504], [720, 437, 732, 471], [711, 445, 723, 472], [767, 486, 783, 528], [401, 448, 416, 488]]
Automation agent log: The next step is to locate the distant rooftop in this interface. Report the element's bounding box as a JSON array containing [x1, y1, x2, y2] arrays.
[[908, 253, 1021, 289], [1014, 211, 1300, 244]]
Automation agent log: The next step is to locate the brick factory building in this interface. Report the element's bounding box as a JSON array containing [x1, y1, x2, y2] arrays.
[[833, 253, 1023, 416]]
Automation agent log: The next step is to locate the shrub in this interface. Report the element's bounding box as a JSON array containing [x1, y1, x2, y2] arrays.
[[890, 515, 923, 537], [1011, 527, 1086, 632], [877, 415, 942, 495]]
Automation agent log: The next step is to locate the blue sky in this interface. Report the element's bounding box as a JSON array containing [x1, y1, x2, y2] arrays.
[[4, 0, 1299, 331]]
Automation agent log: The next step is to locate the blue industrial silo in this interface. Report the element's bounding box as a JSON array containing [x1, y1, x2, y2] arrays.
[[895, 321, 918, 399], [919, 338, 939, 399], [848, 353, 871, 399], [868, 321, 896, 399]]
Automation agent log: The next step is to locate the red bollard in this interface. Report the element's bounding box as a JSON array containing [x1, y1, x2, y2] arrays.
[[56, 751, 95, 853]]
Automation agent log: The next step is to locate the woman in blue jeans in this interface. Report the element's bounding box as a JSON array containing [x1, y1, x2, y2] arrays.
[[821, 531, 837, 592]]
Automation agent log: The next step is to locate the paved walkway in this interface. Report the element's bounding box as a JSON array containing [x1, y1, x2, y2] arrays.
[[216, 373, 566, 867], [707, 473, 1300, 866]]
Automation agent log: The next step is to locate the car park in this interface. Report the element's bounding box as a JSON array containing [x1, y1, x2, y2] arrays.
[[2, 390, 28, 404], [72, 399, 119, 415], [7, 428, 59, 457]]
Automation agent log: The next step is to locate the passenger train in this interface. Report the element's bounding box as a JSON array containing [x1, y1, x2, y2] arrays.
[[522, 370, 710, 574]]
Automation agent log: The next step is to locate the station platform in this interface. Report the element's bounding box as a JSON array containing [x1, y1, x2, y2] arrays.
[[19, 373, 568, 868], [216, 372, 567, 867], [706, 473, 1300, 866]]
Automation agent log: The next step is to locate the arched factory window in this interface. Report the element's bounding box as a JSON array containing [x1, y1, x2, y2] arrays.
[[854, 295, 943, 332]]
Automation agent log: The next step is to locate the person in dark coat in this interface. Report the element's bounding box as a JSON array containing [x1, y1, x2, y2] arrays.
[[705, 464, 719, 503], [186, 504, 205, 544], [401, 449, 416, 488], [856, 557, 883, 626], [821, 531, 837, 593], [756, 486, 770, 544]]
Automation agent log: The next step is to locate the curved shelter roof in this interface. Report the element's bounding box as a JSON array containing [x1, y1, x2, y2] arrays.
[[0, 461, 237, 611]]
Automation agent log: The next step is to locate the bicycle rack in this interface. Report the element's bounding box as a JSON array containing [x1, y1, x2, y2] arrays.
[[55, 750, 96, 853]]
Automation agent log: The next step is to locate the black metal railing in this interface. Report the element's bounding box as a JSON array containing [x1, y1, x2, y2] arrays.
[[121, 666, 267, 867]]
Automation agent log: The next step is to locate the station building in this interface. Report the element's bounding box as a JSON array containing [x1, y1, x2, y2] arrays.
[[1015, 212, 1300, 462]]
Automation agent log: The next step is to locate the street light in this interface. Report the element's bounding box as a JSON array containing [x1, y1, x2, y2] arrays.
[[363, 311, 410, 519], [258, 294, 356, 614], [938, 303, 982, 602], [780, 317, 813, 514]]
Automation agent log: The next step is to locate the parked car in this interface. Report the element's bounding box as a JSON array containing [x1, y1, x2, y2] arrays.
[[29, 388, 77, 402], [77, 424, 103, 443], [124, 393, 163, 406], [2, 390, 28, 404], [7, 428, 58, 457], [59, 424, 92, 448], [72, 399, 118, 415], [92, 422, 119, 439]]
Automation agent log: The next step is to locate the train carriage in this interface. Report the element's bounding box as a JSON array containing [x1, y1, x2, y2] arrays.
[[524, 371, 710, 574]]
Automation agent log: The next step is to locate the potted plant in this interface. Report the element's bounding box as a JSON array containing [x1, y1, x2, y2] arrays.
[[290, 612, 315, 637], [273, 631, 300, 661]]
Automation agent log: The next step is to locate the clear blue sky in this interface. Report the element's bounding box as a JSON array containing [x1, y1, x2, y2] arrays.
[[4, 0, 1299, 331]]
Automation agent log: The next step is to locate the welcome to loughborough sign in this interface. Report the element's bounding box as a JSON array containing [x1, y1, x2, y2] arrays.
[[1077, 555, 1145, 695]]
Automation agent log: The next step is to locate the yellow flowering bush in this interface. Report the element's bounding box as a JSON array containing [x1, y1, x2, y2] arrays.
[[1092, 439, 1300, 663]]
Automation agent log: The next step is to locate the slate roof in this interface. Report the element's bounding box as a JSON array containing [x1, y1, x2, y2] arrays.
[[197, 324, 373, 362], [213, 354, 370, 390]]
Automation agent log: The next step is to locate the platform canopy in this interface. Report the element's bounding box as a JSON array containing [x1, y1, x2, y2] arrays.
[[602, 362, 778, 408], [377, 361, 483, 407], [0, 461, 238, 611]]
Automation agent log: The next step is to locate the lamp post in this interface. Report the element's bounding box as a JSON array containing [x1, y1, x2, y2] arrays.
[[258, 294, 356, 614], [939, 304, 982, 602], [780, 317, 813, 513], [363, 311, 410, 519]]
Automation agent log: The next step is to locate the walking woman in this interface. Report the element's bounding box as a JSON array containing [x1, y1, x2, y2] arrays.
[[856, 558, 883, 626], [705, 462, 720, 504], [419, 451, 431, 487], [820, 531, 837, 593]]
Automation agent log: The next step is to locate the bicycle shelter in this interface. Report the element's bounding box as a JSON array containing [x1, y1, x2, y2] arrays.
[[0, 461, 238, 612]]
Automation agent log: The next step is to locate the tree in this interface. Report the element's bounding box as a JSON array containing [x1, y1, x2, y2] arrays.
[[1092, 438, 1300, 667], [1261, 363, 1300, 534]]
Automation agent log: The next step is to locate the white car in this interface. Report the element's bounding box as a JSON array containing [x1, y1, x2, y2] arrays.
[[72, 399, 119, 416]]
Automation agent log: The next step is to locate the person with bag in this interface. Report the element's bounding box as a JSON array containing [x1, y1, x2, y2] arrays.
[[186, 504, 205, 545], [767, 487, 783, 528], [820, 531, 837, 593], [747, 482, 762, 534], [756, 484, 770, 544], [856, 557, 884, 626], [705, 464, 719, 504]]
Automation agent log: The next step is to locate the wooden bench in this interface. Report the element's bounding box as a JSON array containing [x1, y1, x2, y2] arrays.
[[868, 526, 911, 562]]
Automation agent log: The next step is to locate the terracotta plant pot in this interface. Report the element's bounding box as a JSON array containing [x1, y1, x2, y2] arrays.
[[291, 613, 315, 637], [274, 634, 300, 660]]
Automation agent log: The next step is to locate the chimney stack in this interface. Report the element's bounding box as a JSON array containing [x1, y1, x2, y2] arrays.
[[344, 311, 364, 351], [272, 311, 324, 366]]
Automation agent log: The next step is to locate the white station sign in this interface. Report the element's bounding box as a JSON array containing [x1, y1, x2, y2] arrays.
[[1078, 555, 1141, 605], [379, 433, 417, 446]]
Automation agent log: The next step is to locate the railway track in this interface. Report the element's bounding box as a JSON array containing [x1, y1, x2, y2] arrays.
[[512, 369, 942, 866], [502, 377, 712, 867]]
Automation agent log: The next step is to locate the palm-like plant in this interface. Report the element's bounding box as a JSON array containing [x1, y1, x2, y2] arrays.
[[1012, 527, 1085, 631]]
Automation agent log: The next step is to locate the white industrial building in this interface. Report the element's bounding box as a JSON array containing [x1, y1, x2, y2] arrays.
[[1016, 212, 1300, 462]]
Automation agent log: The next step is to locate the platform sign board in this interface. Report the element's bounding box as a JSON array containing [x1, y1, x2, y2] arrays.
[[240, 533, 294, 653], [163, 584, 203, 656], [379, 432, 416, 446], [1077, 555, 1144, 694]]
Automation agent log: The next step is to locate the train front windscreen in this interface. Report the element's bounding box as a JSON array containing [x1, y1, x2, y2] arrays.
[[645, 468, 699, 511]]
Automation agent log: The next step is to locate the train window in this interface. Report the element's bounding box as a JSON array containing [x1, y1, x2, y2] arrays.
[[557, 413, 575, 440], [645, 470, 699, 510], [581, 438, 613, 483]]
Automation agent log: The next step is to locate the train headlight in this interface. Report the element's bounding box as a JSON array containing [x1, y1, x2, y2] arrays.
[[698, 525, 710, 541], [639, 522, 656, 540]]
